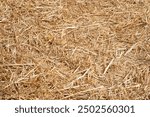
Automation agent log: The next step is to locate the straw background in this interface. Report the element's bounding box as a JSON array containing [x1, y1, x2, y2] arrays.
[[0, 0, 150, 99]]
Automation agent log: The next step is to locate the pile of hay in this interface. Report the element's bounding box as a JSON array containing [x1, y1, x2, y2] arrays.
[[0, 0, 150, 99]]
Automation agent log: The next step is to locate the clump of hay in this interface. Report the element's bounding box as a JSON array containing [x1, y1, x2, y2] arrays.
[[0, 0, 150, 100]]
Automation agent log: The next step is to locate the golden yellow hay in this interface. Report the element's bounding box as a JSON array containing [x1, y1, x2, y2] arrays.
[[0, 0, 150, 100]]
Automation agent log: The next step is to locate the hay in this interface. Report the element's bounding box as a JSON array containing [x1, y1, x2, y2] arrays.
[[0, 0, 150, 100]]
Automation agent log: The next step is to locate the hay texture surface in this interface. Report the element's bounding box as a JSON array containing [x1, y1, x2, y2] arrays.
[[0, 0, 150, 100]]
